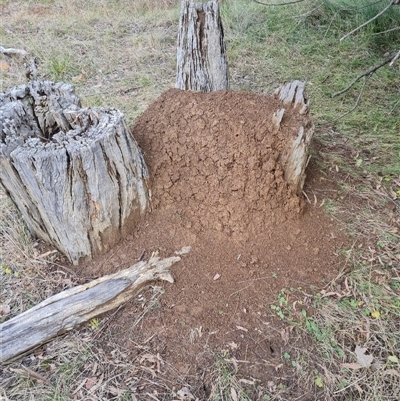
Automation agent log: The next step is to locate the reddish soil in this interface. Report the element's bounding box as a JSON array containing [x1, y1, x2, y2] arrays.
[[79, 89, 347, 399]]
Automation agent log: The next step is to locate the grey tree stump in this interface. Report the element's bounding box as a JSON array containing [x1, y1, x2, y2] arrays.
[[176, 0, 229, 92], [0, 81, 150, 264]]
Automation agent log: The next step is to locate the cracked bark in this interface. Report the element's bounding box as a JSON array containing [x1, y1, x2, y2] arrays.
[[0, 81, 150, 264], [176, 0, 228, 92], [274, 80, 314, 195]]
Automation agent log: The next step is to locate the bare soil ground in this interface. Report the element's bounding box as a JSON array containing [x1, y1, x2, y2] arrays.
[[69, 88, 349, 399]]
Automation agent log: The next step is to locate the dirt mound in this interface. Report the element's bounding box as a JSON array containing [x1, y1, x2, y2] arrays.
[[79, 89, 347, 398], [133, 88, 303, 241]]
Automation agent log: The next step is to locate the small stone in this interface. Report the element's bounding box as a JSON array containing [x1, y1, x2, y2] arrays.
[[215, 222, 223, 231], [286, 245, 292, 251]]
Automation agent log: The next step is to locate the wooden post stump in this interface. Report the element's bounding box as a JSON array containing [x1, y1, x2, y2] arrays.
[[0, 81, 150, 264], [274, 80, 314, 195], [176, 0, 229, 92]]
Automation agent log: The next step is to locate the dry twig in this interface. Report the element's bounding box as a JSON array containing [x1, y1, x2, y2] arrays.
[[332, 51, 399, 98], [331, 75, 369, 122], [0, 46, 29, 58], [389, 49, 400, 66], [372, 26, 400, 35], [340, 0, 399, 41], [252, 0, 306, 6]]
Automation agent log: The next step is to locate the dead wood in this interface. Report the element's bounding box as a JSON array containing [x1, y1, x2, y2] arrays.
[[333, 50, 400, 97], [0, 46, 37, 80], [0, 81, 150, 264], [274, 80, 314, 195], [0, 253, 180, 364], [176, 0, 229, 92]]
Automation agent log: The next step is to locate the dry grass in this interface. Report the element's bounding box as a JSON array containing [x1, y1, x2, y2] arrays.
[[0, 191, 79, 322], [1, 284, 196, 400], [1, 0, 400, 400], [1, 4, 185, 399], [1, 0, 180, 126]]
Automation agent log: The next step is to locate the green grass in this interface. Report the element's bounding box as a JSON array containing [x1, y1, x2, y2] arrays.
[[265, 258, 400, 399], [221, 6, 400, 396], [221, 0, 400, 176]]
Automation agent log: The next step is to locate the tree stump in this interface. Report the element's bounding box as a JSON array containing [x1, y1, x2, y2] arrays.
[[0, 81, 150, 265], [176, 0, 229, 92], [274, 80, 314, 195]]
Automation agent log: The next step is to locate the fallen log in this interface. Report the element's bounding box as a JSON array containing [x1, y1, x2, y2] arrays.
[[0, 253, 181, 364], [0, 80, 150, 264], [176, 0, 229, 91]]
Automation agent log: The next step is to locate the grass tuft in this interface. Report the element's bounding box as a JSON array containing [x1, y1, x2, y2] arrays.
[[207, 353, 252, 401]]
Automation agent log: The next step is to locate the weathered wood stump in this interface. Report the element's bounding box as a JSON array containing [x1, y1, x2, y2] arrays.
[[274, 80, 313, 195], [0, 252, 184, 364], [176, 0, 229, 91], [0, 81, 150, 264]]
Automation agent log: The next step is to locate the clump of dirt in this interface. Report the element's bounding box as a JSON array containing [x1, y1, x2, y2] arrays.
[[134, 88, 304, 241], [79, 88, 347, 399]]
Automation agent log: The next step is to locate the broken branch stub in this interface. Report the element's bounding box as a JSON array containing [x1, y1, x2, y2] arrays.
[[0, 254, 179, 364], [0, 80, 150, 264], [176, 0, 229, 92]]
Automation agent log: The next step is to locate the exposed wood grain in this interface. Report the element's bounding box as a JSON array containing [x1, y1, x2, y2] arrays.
[[274, 81, 314, 195], [0, 81, 150, 264], [176, 0, 229, 92], [0, 253, 180, 364]]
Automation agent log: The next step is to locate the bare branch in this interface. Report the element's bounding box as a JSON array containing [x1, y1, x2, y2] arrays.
[[340, 0, 397, 41], [0, 46, 29, 58], [331, 76, 369, 122], [389, 49, 400, 66], [332, 51, 398, 97], [252, 0, 306, 6], [372, 26, 400, 35]]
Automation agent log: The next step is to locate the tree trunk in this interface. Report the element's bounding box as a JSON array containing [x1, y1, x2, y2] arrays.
[[176, 0, 229, 92], [0, 253, 182, 364], [274, 80, 314, 195], [0, 81, 150, 265]]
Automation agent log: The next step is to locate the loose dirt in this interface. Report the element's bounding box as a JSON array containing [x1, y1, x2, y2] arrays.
[[136, 89, 304, 240], [79, 88, 347, 399]]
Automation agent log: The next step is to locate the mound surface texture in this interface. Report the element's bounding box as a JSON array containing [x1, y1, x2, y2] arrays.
[[133, 88, 304, 240]]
